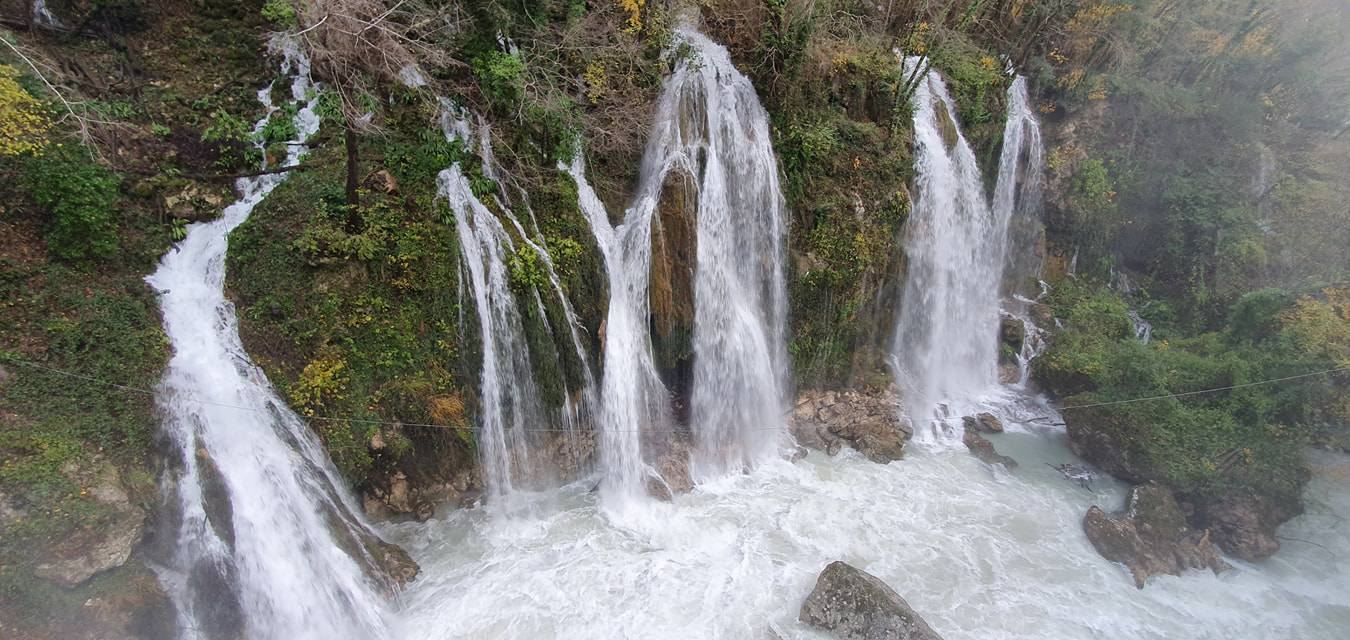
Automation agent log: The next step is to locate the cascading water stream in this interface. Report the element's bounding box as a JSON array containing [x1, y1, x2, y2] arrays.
[[993, 77, 1049, 389], [32, 0, 63, 28], [149, 41, 394, 640], [682, 27, 792, 481], [563, 24, 792, 508], [891, 57, 1004, 442], [435, 104, 597, 506], [566, 154, 671, 508]]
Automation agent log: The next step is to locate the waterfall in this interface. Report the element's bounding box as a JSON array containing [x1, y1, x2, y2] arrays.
[[891, 57, 1001, 440], [32, 0, 63, 28], [148, 41, 395, 640], [564, 24, 792, 507], [993, 76, 1046, 302], [891, 59, 1046, 440], [436, 104, 597, 506], [994, 77, 1048, 389], [566, 155, 671, 506], [681, 27, 792, 481]]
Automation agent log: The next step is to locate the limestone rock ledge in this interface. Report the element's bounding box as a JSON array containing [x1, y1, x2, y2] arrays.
[[791, 389, 911, 464]]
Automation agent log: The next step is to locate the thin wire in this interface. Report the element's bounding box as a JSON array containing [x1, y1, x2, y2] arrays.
[[1054, 365, 1350, 412], [2, 356, 1347, 433]]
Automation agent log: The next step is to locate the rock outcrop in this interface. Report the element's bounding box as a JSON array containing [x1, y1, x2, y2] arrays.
[[1198, 492, 1295, 561], [647, 434, 694, 501], [962, 412, 1003, 434], [791, 389, 911, 463], [960, 420, 1016, 469], [799, 561, 945, 640], [32, 459, 146, 588], [1083, 484, 1230, 588], [1066, 408, 1301, 561]]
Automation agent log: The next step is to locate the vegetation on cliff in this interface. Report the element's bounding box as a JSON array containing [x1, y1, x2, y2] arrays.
[[0, 0, 1347, 633]]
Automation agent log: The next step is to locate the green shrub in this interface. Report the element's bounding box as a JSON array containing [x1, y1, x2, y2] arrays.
[[261, 0, 297, 28], [22, 146, 120, 260]]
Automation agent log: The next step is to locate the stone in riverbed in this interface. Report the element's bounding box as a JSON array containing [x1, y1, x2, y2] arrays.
[[1083, 484, 1230, 588], [961, 428, 1017, 469], [791, 388, 910, 464], [1199, 492, 1290, 561], [799, 561, 944, 640]]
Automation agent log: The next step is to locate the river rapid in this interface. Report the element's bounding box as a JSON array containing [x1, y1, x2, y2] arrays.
[[385, 424, 1350, 640]]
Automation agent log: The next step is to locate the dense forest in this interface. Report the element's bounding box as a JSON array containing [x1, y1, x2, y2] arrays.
[[0, 1, 1347, 638]]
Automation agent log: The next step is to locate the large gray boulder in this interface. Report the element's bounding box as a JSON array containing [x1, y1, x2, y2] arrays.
[[799, 561, 944, 640]]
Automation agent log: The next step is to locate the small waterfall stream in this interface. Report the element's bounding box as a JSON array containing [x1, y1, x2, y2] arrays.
[[436, 104, 597, 507], [564, 24, 792, 508], [149, 42, 394, 640]]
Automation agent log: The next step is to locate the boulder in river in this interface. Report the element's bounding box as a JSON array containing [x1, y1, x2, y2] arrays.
[[1083, 484, 1231, 588], [791, 388, 911, 464], [961, 427, 1017, 469], [799, 561, 945, 640], [1199, 491, 1293, 561]]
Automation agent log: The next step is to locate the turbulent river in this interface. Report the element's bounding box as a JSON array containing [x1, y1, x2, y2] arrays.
[[385, 434, 1350, 640]]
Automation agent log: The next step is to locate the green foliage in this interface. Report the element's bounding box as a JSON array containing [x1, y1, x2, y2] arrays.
[[201, 108, 261, 169], [507, 245, 548, 294], [473, 51, 526, 105], [261, 0, 297, 28], [227, 143, 467, 487], [258, 102, 300, 146], [22, 145, 120, 260], [1037, 280, 1347, 506]]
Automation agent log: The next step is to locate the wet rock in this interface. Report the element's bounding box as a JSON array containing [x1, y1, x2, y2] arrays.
[[1083, 484, 1230, 588], [961, 412, 1003, 434], [33, 460, 146, 588], [187, 558, 246, 636], [196, 447, 236, 549], [999, 317, 1025, 356], [370, 537, 420, 588], [163, 182, 227, 221], [792, 388, 909, 464], [799, 561, 944, 640], [1199, 492, 1292, 561], [1064, 410, 1148, 484], [647, 433, 694, 501], [961, 429, 1017, 469]]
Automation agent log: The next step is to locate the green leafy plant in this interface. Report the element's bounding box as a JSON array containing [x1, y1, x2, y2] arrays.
[[22, 145, 120, 260], [261, 0, 298, 29]]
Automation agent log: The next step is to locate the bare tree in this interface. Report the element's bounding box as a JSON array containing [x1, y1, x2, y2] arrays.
[[286, 0, 463, 209]]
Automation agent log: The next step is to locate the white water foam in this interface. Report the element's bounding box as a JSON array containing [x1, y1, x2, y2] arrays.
[[387, 434, 1350, 639]]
